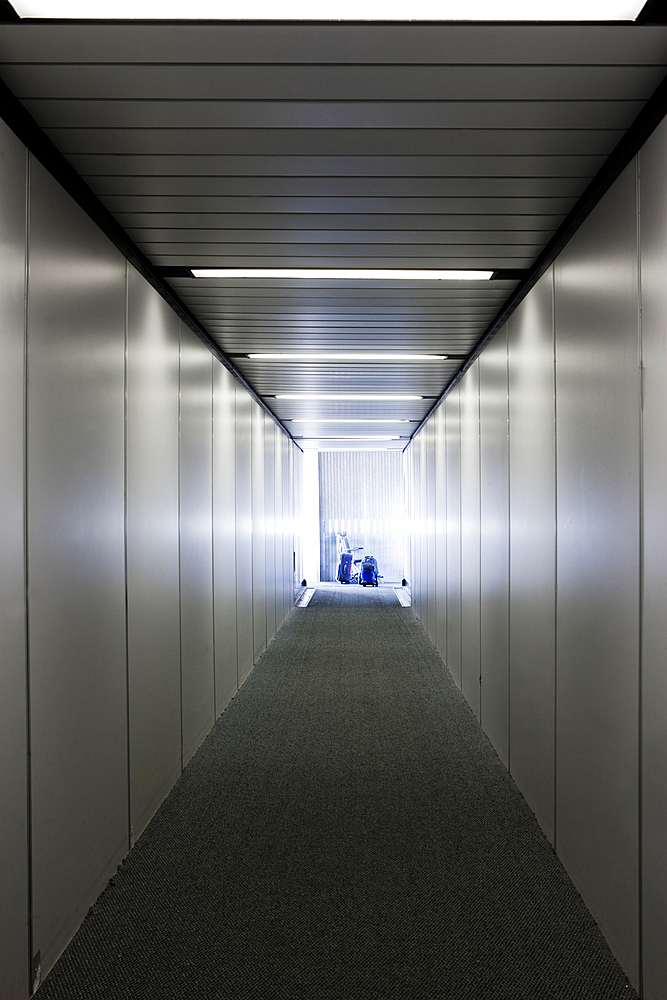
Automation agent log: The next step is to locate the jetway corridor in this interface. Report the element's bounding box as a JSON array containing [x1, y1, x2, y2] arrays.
[[32, 585, 634, 1000]]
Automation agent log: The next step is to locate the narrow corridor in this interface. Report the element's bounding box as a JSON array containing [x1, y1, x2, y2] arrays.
[[35, 587, 634, 1000]]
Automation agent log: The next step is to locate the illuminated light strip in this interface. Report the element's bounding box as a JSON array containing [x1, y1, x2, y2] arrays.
[[248, 352, 447, 361], [191, 268, 492, 281], [10, 0, 645, 19], [298, 435, 402, 440], [276, 393, 423, 400], [289, 418, 410, 423]]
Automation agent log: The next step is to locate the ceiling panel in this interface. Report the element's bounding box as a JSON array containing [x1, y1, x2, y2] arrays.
[[1, 20, 666, 448]]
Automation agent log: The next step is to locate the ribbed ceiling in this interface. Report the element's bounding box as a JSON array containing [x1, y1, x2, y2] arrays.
[[1, 21, 666, 448]]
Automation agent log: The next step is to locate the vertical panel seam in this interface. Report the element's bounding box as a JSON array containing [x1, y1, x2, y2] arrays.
[[123, 261, 132, 849], [636, 150, 644, 999], [210, 360, 216, 717], [506, 325, 511, 773], [24, 147, 35, 995], [552, 263, 558, 853], [458, 392, 463, 690], [177, 321, 184, 774], [478, 365, 483, 724]]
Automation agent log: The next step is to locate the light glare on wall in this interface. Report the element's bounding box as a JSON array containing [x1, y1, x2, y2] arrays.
[[9, 0, 645, 18]]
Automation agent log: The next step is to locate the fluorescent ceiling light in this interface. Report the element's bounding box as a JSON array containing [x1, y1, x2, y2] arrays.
[[10, 0, 645, 19], [299, 436, 402, 441], [248, 353, 447, 361], [276, 393, 423, 400], [191, 268, 492, 281], [289, 418, 410, 423]]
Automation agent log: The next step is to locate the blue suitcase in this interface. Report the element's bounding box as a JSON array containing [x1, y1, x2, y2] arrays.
[[337, 551, 354, 583]]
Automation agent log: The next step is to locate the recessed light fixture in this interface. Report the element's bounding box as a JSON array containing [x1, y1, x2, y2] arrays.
[[192, 268, 492, 281], [275, 393, 423, 401], [299, 436, 402, 441], [8, 0, 645, 19], [289, 418, 411, 423], [248, 353, 447, 361]]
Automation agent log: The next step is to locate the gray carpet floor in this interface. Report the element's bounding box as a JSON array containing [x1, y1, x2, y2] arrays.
[[36, 585, 637, 999]]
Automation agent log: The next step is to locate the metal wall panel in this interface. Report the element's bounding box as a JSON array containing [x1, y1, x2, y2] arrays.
[[508, 267, 556, 845], [445, 386, 462, 689], [235, 389, 254, 685], [273, 424, 285, 632], [251, 404, 267, 662], [282, 436, 293, 621], [264, 416, 277, 645], [411, 436, 421, 620], [425, 418, 437, 645], [292, 445, 303, 593], [0, 121, 29, 1000], [460, 359, 481, 719], [126, 264, 181, 841], [179, 327, 214, 766], [434, 405, 448, 659], [479, 326, 510, 765], [554, 161, 640, 987], [637, 117, 667, 1000], [27, 159, 128, 979], [212, 364, 238, 714]]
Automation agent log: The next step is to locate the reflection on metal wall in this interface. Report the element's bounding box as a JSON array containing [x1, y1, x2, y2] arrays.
[[319, 451, 405, 583]]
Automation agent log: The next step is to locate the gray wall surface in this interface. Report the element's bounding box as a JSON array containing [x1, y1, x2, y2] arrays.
[[252, 405, 267, 663], [126, 267, 182, 842], [0, 121, 29, 1000], [0, 133, 297, 1000], [235, 389, 255, 686], [179, 330, 215, 767], [213, 364, 239, 715], [445, 386, 462, 690], [27, 160, 129, 984], [479, 326, 510, 766], [408, 140, 667, 996], [554, 160, 640, 984], [637, 114, 667, 1000], [434, 405, 448, 660], [459, 359, 481, 720], [507, 269, 556, 845]]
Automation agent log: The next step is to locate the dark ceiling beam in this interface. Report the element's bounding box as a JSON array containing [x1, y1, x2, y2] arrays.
[[637, 0, 667, 25], [0, 72, 300, 447], [409, 55, 667, 444]]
